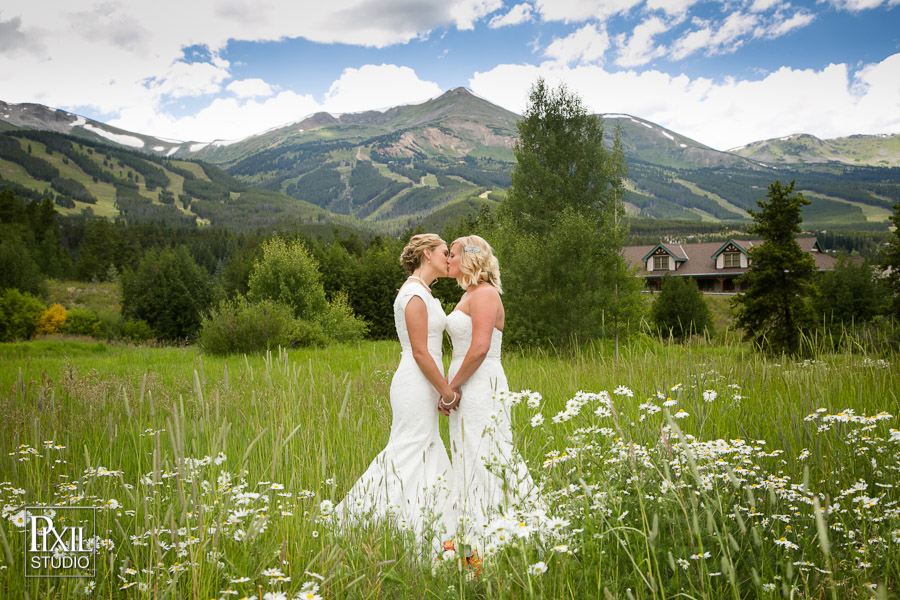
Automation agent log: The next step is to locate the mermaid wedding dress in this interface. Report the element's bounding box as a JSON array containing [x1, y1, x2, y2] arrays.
[[446, 311, 539, 545], [336, 283, 456, 552]]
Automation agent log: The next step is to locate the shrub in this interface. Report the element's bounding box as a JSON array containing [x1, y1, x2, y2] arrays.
[[121, 246, 213, 341], [292, 319, 329, 348], [317, 292, 368, 343], [651, 276, 715, 340], [35, 303, 67, 335], [247, 237, 327, 320], [0, 288, 45, 341], [121, 319, 154, 342], [63, 307, 102, 337], [198, 297, 299, 355]]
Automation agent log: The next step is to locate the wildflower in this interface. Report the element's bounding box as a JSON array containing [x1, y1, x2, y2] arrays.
[[263, 592, 287, 600], [261, 568, 284, 578], [662, 399, 677, 407], [552, 544, 569, 553], [527, 561, 548, 575], [271, 483, 284, 490], [613, 386, 633, 397], [674, 409, 689, 419], [676, 558, 689, 570], [319, 500, 334, 515], [774, 537, 799, 550], [230, 577, 251, 583], [761, 583, 776, 592], [9, 510, 27, 528], [690, 552, 711, 560], [215, 452, 227, 465], [530, 413, 545, 427], [83, 581, 96, 594], [670, 383, 683, 392], [702, 390, 717, 402], [295, 592, 322, 600]]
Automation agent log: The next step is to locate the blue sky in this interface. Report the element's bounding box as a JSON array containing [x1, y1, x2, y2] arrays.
[[1, 0, 898, 150]]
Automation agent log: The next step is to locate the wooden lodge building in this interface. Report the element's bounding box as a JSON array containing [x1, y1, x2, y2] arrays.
[[622, 237, 837, 293]]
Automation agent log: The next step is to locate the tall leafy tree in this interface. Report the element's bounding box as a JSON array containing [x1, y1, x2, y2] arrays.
[[733, 180, 816, 355], [121, 246, 213, 340], [651, 276, 715, 340], [496, 79, 642, 348]]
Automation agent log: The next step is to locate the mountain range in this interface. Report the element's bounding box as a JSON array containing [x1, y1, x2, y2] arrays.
[[1, 89, 898, 233]]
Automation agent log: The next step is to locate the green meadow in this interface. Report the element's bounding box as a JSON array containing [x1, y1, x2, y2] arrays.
[[0, 338, 897, 599]]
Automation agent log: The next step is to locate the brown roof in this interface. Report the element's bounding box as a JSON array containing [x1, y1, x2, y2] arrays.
[[622, 237, 836, 278]]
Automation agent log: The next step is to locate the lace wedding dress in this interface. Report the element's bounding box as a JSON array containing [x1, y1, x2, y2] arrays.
[[336, 283, 456, 552], [446, 310, 539, 544]]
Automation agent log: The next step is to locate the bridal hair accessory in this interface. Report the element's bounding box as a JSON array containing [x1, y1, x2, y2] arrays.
[[464, 245, 481, 253]]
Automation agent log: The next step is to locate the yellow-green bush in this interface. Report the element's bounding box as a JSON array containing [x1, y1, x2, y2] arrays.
[[35, 303, 67, 335]]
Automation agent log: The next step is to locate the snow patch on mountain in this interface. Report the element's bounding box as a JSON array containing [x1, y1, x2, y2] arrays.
[[82, 124, 144, 148]]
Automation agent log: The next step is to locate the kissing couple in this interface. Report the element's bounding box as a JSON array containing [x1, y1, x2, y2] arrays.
[[336, 233, 539, 556]]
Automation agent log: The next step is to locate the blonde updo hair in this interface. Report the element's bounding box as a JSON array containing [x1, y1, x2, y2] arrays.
[[400, 233, 446, 274], [452, 235, 502, 293]]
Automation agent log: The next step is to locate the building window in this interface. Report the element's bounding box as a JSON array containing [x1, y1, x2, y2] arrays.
[[723, 252, 741, 268], [653, 255, 669, 271]]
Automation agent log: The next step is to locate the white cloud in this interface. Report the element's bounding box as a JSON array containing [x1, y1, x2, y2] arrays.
[[534, 0, 644, 22], [0, 0, 503, 131], [645, 0, 703, 15], [226, 78, 275, 98], [103, 64, 444, 142], [821, 0, 898, 10], [489, 3, 534, 28], [544, 24, 610, 65], [449, 0, 505, 29], [323, 64, 443, 113], [152, 58, 231, 98], [614, 17, 669, 67], [749, 0, 782, 12], [670, 25, 713, 60], [468, 53, 900, 150], [109, 91, 321, 142], [763, 11, 815, 37]]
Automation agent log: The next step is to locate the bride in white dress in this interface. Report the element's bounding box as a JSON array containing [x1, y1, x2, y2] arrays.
[[445, 235, 539, 546], [336, 233, 460, 553]]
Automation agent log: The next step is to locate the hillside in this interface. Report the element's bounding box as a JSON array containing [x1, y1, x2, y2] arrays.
[[2, 90, 898, 232], [0, 129, 363, 232], [731, 132, 900, 167]]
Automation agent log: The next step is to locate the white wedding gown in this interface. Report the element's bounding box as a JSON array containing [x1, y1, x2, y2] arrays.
[[336, 283, 456, 552], [446, 310, 539, 544]]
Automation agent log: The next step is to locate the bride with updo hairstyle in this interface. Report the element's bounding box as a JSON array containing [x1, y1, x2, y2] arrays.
[[445, 234, 539, 550], [336, 232, 459, 554]]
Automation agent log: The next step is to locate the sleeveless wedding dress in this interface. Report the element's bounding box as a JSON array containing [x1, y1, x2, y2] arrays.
[[446, 310, 539, 544], [336, 283, 456, 552]]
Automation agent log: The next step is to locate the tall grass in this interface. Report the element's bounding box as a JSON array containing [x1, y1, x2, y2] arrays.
[[0, 337, 897, 599]]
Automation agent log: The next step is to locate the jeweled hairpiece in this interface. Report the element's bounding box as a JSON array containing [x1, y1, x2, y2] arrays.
[[464, 245, 481, 253]]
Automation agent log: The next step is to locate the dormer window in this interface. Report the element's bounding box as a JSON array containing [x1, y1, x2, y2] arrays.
[[653, 255, 669, 271], [723, 252, 741, 268]]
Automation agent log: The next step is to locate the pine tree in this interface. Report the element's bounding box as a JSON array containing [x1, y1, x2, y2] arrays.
[[733, 180, 816, 355], [495, 79, 643, 348]]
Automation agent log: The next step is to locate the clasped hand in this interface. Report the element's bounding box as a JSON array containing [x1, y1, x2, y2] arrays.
[[438, 387, 461, 416]]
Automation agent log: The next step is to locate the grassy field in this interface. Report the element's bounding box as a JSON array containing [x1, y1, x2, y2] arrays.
[[0, 338, 897, 599]]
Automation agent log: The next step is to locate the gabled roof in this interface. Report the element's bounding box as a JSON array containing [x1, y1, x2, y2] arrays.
[[622, 237, 836, 278], [640, 243, 688, 263], [711, 239, 749, 260]]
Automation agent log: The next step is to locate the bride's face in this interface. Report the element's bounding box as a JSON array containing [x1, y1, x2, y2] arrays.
[[448, 243, 461, 279], [428, 243, 450, 277]]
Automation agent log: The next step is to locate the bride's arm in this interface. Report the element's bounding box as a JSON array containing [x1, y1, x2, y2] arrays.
[[405, 296, 458, 408], [449, 286, 500, 393]]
